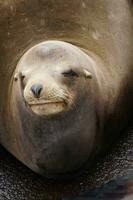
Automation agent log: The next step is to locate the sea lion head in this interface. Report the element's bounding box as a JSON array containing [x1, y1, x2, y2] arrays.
[[14, 41, 93, 117], [11, 40, 100, 179]]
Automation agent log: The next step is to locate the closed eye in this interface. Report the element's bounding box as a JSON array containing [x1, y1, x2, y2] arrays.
[[20, 74, 27, 88], [21, 75, 26, 80], [62, 69, 79, 77], [14, 73, 26, 82]]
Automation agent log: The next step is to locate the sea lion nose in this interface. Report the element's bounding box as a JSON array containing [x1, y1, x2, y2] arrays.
[[31, 84, 43, 98]]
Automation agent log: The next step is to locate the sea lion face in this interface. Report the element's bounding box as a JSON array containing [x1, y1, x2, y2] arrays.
[[14, 41, 93, 117]]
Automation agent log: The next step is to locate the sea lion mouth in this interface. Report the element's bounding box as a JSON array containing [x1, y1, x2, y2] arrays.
[[29, 100, 65, 106], [28, 100, 67, 116]]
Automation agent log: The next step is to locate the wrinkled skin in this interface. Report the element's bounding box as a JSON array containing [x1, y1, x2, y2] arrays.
[[0, 0, 133, 179]]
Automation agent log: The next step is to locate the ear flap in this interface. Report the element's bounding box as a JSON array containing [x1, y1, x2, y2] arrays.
[[83, 69, 92, 79], [13, 71, 24, 97], [14, 72, 19, 81]]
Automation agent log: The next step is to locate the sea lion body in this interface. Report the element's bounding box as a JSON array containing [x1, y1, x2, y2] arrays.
[[0, 0, 132, 179]]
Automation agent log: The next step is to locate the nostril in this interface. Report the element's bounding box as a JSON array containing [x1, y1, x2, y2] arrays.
[[31, 84, 43, 98]]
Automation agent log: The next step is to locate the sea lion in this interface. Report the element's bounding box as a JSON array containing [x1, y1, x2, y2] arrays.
[[11, 40, 99, 177], [0, 0, 132, 179]]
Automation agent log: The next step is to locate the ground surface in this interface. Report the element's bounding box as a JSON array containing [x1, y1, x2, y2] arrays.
[[0, 126, 133, 200]]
